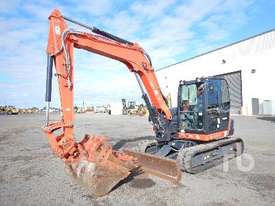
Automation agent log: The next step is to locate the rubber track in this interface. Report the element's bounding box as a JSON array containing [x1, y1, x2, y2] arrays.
[[176, 137, 244, 174]]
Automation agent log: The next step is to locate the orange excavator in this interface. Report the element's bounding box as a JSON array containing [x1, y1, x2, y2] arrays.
[[43, 9, 244, 197]]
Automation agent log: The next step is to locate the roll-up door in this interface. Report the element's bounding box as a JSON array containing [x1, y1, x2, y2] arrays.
[[215, 70, 242, 114]]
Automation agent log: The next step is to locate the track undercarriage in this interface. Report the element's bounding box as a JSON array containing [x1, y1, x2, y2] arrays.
[[134, 137, 244, 174]]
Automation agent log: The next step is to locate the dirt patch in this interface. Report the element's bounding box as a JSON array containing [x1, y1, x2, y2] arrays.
[[7, 153, 51, 163], [0, 164, 8, 171], [19, 166, 44, 181], [41, 143, 50, 149], [82, 194, 110, 206], [203, 200, 236, 206], [0, 133, 10, 143], [0, 127, 38, 144], [10, 155, 34, 162], [130, 178, 156, 189], [262, 152, 275, 157], [0, 174, 6, 184], [247, 174, 275, 191]]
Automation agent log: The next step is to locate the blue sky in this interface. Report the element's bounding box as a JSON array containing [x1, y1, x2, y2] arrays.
[[0, 0, 274, 108]]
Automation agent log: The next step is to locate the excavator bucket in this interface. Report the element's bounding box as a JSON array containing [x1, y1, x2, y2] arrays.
[[63, 136, 138, 197], [124, 149, 181, 184], [65, 158, 132, 197]]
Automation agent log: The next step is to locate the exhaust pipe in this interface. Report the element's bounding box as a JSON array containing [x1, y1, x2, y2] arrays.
[[45, 54, 53, 126]]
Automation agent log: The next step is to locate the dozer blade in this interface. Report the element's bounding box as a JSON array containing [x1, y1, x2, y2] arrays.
[[65, 158, 133, 197], [124, 149, 181, 184]]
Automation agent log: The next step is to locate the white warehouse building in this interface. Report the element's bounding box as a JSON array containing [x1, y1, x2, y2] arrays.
[[156, 29, 275, 116]]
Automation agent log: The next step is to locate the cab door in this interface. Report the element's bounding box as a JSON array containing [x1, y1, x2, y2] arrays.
[[205, 78, 230, 133]]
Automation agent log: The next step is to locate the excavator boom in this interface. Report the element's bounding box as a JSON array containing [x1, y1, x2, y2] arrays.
[[43, 9, 180, 196]]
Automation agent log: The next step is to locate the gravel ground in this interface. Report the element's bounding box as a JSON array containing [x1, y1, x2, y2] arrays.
[[0, 113, 275, 206]]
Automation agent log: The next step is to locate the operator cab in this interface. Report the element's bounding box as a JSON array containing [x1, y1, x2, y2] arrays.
[[177, 77, 231, 134]]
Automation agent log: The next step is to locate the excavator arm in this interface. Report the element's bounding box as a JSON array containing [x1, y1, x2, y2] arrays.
[[45, 10, 172, 143], [43, 9, 179, 197], [46, 9, 171, 122]]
